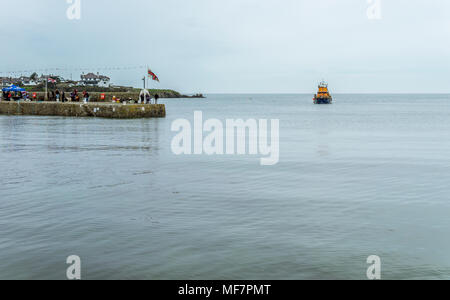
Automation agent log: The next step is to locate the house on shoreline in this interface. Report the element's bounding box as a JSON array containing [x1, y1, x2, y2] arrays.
[[1, 72, 112, 88], [80, 73, 111, 88]]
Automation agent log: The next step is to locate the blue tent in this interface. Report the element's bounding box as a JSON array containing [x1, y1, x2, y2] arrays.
[[2, 85, 26, 92]]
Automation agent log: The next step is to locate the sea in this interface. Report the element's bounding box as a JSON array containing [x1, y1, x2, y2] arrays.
[[1, 94, 450, 280]]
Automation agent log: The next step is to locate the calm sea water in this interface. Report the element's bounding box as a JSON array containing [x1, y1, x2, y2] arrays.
[[1, 94, 450, 280]]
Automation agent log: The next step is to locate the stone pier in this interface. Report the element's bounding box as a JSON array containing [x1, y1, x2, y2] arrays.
[[0, 101, 166, 119]]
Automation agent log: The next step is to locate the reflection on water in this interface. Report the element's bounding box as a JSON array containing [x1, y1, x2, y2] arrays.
[[1, 94, 450, 279]]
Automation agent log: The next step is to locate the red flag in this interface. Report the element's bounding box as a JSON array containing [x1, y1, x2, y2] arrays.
[[48, 78, 56, 83], [148, 69, 160, 82]]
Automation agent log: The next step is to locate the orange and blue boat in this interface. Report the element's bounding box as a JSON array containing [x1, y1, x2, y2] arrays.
[[313, 81, 333, 104]]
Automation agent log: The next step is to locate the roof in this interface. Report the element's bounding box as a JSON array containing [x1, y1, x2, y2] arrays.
[[2, 85, 26, 92], [81, 73, 110, 80]]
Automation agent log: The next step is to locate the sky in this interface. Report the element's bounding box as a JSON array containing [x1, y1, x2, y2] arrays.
[[0, 0, 449, 93]]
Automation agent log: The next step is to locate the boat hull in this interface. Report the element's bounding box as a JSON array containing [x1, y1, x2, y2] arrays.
[[314, 97, 332, 104]]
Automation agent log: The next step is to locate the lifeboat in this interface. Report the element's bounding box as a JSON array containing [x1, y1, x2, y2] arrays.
[[313, 81, 333, 104]]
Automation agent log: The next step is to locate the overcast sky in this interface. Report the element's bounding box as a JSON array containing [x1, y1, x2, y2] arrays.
[[0, 0, 449, 93]]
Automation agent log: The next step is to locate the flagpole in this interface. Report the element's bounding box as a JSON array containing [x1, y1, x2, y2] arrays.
[[45, 75, 48, 101]]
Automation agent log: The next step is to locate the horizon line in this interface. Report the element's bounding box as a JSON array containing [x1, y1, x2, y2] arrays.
[[188, 92, 450, 95]]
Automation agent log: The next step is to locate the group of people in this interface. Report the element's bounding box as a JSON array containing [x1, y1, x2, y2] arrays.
[[65, 90, 90, 103], [139, 93, 159, 104], [1, 88, 160, 104], [1, 91, 29, 101], [47, 90, 65, 102], [46, 89, 90, 103]]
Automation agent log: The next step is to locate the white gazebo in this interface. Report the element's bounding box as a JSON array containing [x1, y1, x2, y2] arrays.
[[139, 89, 151, 104]]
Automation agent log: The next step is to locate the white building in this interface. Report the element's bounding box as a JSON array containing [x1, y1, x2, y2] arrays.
[[80, 73, 111, 87], [19, 76, 38, 86]]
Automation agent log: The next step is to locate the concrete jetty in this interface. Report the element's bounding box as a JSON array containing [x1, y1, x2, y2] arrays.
[[0, 101, 166, 119]]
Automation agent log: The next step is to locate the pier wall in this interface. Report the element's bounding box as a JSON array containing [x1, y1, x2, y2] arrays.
[[0, 101, 166, 119]]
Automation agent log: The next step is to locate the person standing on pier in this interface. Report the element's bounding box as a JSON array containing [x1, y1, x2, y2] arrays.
[[55, 90, 60, 102], [83, 91, 90, 103], [154, 94, 159, 104]]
